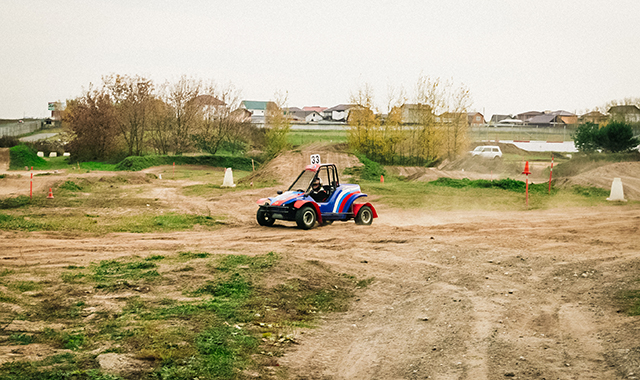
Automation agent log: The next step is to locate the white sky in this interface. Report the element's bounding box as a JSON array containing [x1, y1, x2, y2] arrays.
[[1, 0, 639, 119]]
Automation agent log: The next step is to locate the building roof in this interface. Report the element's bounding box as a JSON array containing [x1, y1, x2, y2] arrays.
[[608, 105, 640, 114], [241, 100, 271, 110], [527, 114, 563, 125], [325, 104, 355, 112], [303, 106, 327, 112], [192, 95, 225, 107]]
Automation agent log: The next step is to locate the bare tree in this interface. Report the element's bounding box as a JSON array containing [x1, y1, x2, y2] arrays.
[[164, 76, 202, 155], [103, 74, 155, 156], [190, 82, 251, 155]]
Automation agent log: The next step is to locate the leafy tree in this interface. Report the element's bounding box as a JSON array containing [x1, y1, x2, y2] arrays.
[[264, 92, 291, 158], [63, 88, 120, 161], [599, 121, 639, 153], [573, 122, 601, 153]]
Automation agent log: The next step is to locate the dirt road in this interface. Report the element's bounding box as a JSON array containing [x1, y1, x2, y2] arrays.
[[1, 145, 639, 378], [2, 195, 639, 379]]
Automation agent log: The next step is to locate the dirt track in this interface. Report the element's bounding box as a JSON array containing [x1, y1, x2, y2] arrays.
[[2, 185, 640, 379], [1, 146, 640, 378]]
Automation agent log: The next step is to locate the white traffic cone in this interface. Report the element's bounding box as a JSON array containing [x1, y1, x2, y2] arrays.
[[606, 177, 626, 202], [221, 168, 236, 188]]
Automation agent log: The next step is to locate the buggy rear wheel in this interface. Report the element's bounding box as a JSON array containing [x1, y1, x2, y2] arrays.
[[355, 205, 373, 225]]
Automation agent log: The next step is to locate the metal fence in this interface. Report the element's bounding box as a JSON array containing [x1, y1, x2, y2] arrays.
[[0, 120, 43, 137]]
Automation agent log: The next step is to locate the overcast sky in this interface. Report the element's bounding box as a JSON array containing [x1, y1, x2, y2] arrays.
[[1, 0, 639, 119]]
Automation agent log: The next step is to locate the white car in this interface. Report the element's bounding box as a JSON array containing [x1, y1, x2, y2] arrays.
[[470, 145, 502, 159]]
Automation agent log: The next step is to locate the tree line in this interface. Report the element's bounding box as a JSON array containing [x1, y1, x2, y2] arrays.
[[63, 75, 290, 162], [347, 76, 471, 166]]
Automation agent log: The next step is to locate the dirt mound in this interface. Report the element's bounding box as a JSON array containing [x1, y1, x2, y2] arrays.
[[385, 165, 499, 182], [0, 148, 9, 171], [240, 143, 362, 186], [555, 161, 640, 200]]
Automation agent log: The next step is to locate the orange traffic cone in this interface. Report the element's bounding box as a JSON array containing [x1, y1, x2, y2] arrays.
[[47, 188, 54, 199], [522, 161, 531, 175], [380, 175, 384, 183]]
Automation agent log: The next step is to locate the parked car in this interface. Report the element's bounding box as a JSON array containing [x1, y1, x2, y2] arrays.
[[255, 163, 377, 229], [470, 145, 502, 159]]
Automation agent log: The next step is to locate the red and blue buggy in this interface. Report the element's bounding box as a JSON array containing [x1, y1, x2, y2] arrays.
[[256, 163, 378, 229]]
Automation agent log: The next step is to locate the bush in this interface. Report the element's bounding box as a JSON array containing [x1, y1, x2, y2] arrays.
[[115, 155, 258, 172], [0, 136, 20, 148], [0, 195, 31, 209], [600, 121, 639, 153], [573, 122, 601, 153], [9, 145, 48, 170], [573, 121, 639, 153]]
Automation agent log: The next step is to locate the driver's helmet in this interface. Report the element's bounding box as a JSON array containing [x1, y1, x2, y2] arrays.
[[312, 178, 322, 191]]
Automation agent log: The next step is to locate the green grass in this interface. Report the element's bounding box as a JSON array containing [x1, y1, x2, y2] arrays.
[[0, 211, 222, 233], [363, 176, 613, 211], [9, 145, 48, 170], [288, 129, 347, 146], [620, 289, 640, 316], [0, 251, 370, 379], [115, 154, 258, 172]]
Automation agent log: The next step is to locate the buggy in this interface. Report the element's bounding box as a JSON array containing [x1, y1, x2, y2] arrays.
[[256, 163, 377, 229]]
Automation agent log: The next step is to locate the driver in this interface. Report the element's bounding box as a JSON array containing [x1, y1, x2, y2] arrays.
[[310, 177, 328, 202]]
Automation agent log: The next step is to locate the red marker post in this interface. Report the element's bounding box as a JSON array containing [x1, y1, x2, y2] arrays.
[[548, 155, 554, 194], [523, 161, 531, 207], [30, 172, 33, 199]]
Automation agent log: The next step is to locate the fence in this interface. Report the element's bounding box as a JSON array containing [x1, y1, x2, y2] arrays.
[[470, 125, 578, 142], [0, 120, 43, 137]]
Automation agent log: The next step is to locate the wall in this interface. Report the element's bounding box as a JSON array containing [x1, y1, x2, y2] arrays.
[[0, 121, 42, 137]]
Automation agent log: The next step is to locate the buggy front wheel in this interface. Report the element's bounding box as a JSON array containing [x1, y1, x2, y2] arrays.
[[257, 209, 276, 226]]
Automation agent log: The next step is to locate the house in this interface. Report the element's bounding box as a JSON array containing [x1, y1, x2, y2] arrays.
[[516, 111, 543, 122], [286, 108, 325, 123], [324, 104, 355, 122], [552, 110, 578, 125], [399, 104, 434, 124], [240, 100, 277, 124], [526, 113, 565, 127], [439, 112, 467, 124], [467, 112, 485, 126], [579, 111, 608, 125], [302, 106, 327, 113], [489, 114, 512, 124], [609, 105, 640, 124], [240, 100, 276, 116]]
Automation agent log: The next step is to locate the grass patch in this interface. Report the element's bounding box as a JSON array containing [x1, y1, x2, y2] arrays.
[[364, 176, 611, 211], [288, 129, 347, 146], [0, 251, 366, 379], [115, 154, 258, 172], [9, 145, 48, 170], [619, 289, 640, 316], [343, 153, 386, 181], [90, 259, 162, 290], [0, 211, 222, 233], [8, 280, 42, 292], [0, 195, 31, 209]]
